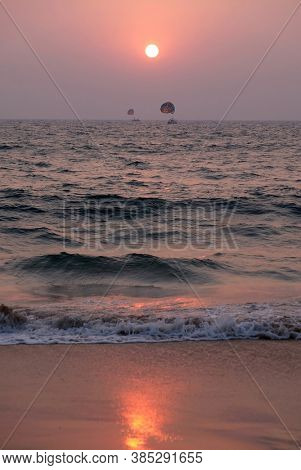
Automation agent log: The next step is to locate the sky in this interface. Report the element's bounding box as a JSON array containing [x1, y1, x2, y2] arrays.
[[1, 0, 301, 120]]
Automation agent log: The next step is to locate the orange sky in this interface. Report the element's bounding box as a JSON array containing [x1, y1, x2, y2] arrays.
[[1, 0, 300, 119]]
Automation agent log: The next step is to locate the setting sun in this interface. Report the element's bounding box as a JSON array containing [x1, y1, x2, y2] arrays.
[[145, 44, 159, 58]]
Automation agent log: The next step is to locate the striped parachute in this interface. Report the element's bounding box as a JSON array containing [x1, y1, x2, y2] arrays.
[[160, 102, 175, 115]]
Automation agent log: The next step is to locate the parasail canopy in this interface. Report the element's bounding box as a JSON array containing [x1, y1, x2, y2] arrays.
[[127, 108, 135, 116], [160, 101, 175, 115]]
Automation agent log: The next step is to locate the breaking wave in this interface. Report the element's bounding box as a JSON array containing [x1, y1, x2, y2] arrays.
[[13, 252, 301, 284], [14, 252, 229, 284], [0, 300, 300, 344]]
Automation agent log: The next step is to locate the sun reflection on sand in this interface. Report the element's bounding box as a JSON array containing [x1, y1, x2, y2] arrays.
[[121, 387, 174, 450]]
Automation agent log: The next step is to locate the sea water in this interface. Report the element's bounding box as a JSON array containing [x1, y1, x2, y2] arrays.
[[0, 120, 300, 343]]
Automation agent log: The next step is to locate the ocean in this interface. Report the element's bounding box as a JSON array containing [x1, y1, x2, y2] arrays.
[[0, 120, 300, 343]]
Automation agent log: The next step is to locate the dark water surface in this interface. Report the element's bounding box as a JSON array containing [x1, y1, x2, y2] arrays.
[[0, 121, 300, 343]]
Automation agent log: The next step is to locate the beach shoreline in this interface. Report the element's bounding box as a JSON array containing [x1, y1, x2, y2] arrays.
[[0, 341, 300, 450]]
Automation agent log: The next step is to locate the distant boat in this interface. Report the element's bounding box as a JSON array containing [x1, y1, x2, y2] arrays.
[[127, 108, 140, 121], [161, 101, 177, 124]]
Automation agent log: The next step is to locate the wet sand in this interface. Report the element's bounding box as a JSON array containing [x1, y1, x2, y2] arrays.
[[0, 342, 300, 450]]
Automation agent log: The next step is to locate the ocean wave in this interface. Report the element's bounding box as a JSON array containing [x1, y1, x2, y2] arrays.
[[1, 192, 300, 222], [12, 251, 301, 285], [65, 195, 299, 218], [0, 300, 300, 344], [0, 144, 23, 151], [1, 226, 67, 243], [275, 202, 301, 216], [0, 188, 32, 199], [126, 160, 150, 169], [0, 203, 45, 214], [231, 225, 280, 238], [14, 252, 228, 283]]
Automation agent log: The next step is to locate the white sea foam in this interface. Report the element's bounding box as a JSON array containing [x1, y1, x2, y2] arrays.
[[0, 299, 300, 344]]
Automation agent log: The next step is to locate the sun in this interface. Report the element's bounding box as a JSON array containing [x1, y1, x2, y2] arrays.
[[145, 44, 159, 58]]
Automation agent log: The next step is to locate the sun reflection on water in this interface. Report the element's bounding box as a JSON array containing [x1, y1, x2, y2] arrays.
[[131, 296, 203, 311]]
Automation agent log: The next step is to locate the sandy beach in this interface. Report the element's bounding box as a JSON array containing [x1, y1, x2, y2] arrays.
[[0, 341, 300, 450]]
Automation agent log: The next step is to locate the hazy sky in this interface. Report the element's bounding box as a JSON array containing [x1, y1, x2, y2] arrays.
[[1, 0, 301, 119]]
